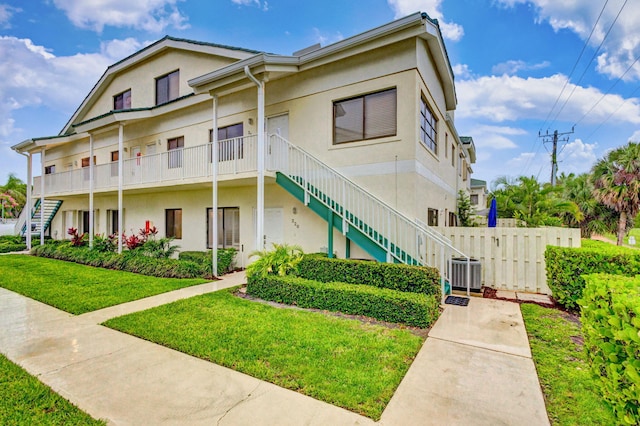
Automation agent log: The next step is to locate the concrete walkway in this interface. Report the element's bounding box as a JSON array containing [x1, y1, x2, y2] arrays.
[[0, 271, 549, 425]]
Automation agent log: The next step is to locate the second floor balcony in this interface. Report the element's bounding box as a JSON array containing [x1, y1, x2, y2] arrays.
[[33, 135, 262, 197]]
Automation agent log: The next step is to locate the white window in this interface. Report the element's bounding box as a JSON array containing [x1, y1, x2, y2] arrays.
[[420, 96, 437, 153], [333, 88, 397, 144], [207, 207, 240, 249], [156, 70, 179, 105]]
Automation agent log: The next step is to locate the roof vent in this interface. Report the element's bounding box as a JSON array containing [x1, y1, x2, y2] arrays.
[[293, 43, 321, 57]]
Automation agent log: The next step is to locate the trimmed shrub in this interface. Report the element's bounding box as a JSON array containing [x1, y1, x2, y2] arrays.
[[32, 243, 204, 279], [178, 248, 237, 276], [247, 274, 440, 327], [545, 244, 640, 310], [296, 255, 440, 296], [580, 274, 640, 425], [0, 243, 26, 253]]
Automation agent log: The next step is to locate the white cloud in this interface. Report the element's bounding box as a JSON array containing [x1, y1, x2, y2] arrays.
[[0, 36, 145, 143], [387, 0, 464, 41], [452, 63, 473, 79], [312, 28, 344, 46], [491, 60, 550, 76], [456, 73, 640, 124], [52, 0, 189, 33], [628, 130, 640, 142], [0, 3, 20, 28], [231, 0, 269, 11], [557, 138, 598, 175], [465, 125, 524, 150], [494, 0, 640, 81]]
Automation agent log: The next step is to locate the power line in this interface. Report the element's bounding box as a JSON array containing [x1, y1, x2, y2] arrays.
[[549, 0, 629, 127], [583, 83, 640, 142], [539, 0, 610, 132]]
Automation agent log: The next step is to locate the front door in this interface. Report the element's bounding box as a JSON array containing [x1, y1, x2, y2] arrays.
[[267, 113, 289, 139], [131, 146, 141, 180], [263, 208, 284, 249]]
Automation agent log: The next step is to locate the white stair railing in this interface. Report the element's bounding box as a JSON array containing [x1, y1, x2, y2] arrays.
[[268, 134, 472, 299]]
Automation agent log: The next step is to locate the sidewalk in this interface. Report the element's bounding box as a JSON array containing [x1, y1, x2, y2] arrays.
[[0, 272, 549, 425]]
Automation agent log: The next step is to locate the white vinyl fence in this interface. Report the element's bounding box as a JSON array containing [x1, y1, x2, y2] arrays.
[[437, 227, 581, 294]]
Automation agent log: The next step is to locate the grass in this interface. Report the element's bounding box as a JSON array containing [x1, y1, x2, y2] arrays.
[[104, 288, 424, 420], [0, 255, 207, 314], [521, 304, 616, 425], [602, 227, 640, 247], [0, 352, 105, 425]]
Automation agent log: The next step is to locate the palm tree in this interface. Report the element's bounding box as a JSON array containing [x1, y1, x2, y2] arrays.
[[591, 142, 640, 245], [490, 175, 582, 227], [559, 173, 618, 238]]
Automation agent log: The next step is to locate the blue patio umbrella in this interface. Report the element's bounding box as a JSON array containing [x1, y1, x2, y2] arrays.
[[488, 198, 497, 228]]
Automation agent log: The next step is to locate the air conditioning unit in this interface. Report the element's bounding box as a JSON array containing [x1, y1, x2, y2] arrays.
[[449, 258, 482, 292]]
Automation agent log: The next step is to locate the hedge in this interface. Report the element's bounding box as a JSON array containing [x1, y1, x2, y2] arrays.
[[545, 244, 640, 310], [31, 243, 204, 279], [296, 255, 441, 296], [580, 274, 640, 425], [179, 249, 237, 276], [247, 274, 440, 328], [0, 243, 27, 253]]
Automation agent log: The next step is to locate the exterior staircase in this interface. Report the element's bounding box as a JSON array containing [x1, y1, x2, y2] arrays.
[[17, 199, 63, 237], [267, 134, 470, 298]]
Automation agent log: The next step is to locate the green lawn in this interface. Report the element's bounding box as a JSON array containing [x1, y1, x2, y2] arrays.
[[521, 304, 616, 425], [0, 255, 207, 314], [104, 288, 424, 420], [0, 353, 105, 425], [603, 227, 640, 247]]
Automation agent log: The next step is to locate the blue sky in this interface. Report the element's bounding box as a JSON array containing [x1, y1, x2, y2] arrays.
[[1, 0, 639, 190]]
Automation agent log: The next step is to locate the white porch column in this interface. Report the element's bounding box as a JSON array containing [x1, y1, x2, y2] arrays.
[[26, 153, 32, 250], [211, 95, 219, 277], [89, 134, 94, 248], [244, 66, 266, 252], [256, 81, 265, 251], [40, 148, 45, 245], [118, 124, 123, 254]]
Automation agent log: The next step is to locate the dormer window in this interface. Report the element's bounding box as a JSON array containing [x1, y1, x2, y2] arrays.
[[113, 89, 131, 110], [156, 70, 179, 105]]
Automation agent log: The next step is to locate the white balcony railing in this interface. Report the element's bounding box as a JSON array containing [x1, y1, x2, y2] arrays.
[[33, 135, 257, 196]]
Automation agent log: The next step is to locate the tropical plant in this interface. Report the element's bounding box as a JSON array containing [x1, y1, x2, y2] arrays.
[[490, 175, 582, 227], [67, 227, 87, 247], [0, 173, 27, 219], [591, 142, 640, 245], [246, 243, 304, 278], [558, 173, 618, 238], [92, 233, 117, 253], [456, 190, 475, 226]]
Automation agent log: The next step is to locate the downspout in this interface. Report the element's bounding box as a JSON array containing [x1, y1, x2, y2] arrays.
[[244, 66, 265, 252], [40, 148, 45, 245], [118, 124, 124, 254], [89, 134, 94, 248]]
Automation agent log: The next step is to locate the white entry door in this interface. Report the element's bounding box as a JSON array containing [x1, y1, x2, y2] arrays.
[[264, 208, 284, 249], [267, 113, 289, 139], [131, 146, 141, 180]]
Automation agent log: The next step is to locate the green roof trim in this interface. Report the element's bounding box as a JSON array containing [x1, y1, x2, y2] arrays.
[[72, 93, 196, 128], [470, 178, 486, 187]]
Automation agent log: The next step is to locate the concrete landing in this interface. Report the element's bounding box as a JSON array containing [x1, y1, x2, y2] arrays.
[[381, 297, 549, 426]]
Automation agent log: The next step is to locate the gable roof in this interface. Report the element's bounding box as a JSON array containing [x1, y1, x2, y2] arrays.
[[189, 12, 458, 110], [60, 36, 261, 136]]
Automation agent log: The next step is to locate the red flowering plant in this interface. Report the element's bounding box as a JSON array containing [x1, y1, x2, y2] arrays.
[[67, 227, 87, 247]]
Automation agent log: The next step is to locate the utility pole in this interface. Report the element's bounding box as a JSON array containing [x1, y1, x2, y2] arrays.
[[538, 127, 574, 186]]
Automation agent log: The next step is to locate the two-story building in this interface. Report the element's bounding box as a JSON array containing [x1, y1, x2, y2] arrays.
[[12, 12, 475, 271]]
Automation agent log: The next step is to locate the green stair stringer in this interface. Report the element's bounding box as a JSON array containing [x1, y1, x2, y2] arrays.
[[276, 172, 418, 264], [21, 199, 63, 236]]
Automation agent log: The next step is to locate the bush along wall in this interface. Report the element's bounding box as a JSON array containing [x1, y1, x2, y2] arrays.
[[32, 243, 205, 279], [580, 274, 640, 425], [179, 249, 237, 276], [247, 274, 440, 328], [545, 244, 640, 310], [296, 255, 441, 296]]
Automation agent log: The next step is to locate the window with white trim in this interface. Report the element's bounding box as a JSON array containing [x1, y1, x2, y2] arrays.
[[420, 95, 437, 153], [156, 70, 179, 105], [207, 207, 240, 249], [333, 88, 397, 144], [113, 89, 131, 110]]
